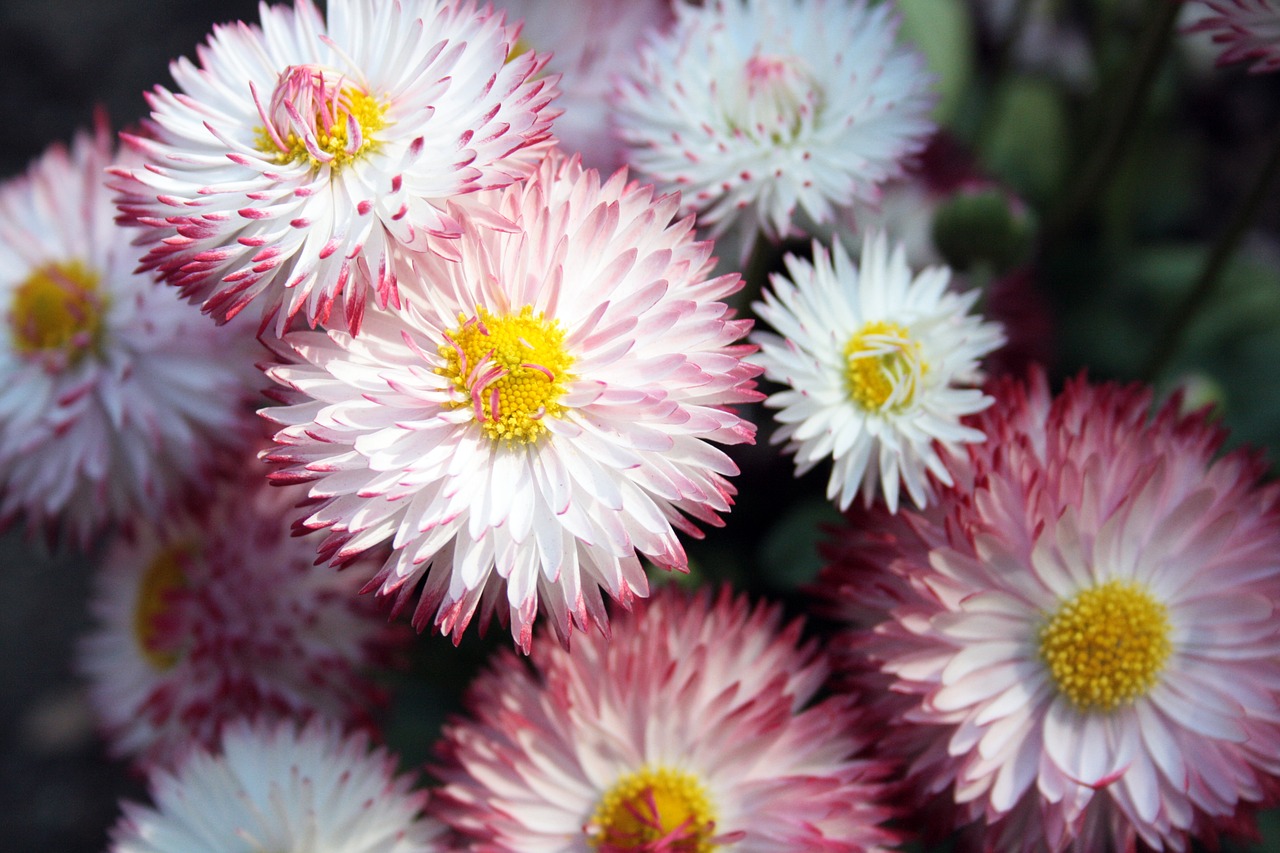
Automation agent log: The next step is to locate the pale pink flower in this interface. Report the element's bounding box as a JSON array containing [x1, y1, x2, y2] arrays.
[[262, 153, 761, 651], [1188, 0, 1280, 73], [114, 0, 559, 336], [109, 717, 444, 853], [820, 370, 1280, 851], [78, 465, 402, 770], [0, 119, 259, 546], [430, 585, 900, 851]]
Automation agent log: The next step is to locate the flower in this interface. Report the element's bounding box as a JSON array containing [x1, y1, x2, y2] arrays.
[[1187, 0, 1280, 74], [612, 0, 935, 255], [78, 465, 402, 770], [820, 370, 1280, 851], [494, 0, 673, 173], [113, 0, 559, 336], [108, 717, 444, 853], [430, 585, 899, 851], [751, 232, 1004, 513], [0, 118, 259, 547], [262, 153, 761, 651]]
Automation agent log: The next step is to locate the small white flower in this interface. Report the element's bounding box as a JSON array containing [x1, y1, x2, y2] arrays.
[[752, 232, 1003, 512]]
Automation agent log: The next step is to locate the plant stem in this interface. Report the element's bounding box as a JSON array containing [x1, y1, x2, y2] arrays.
[[1141, 126, 1280, 381]]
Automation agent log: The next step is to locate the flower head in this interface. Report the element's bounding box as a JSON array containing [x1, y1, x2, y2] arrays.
[[262, 153, 761, 651], [0, 119, 259, 546], [752, 232, 1003, 512], [78, 465, 402, 770], [613, 0, 935, 255], [430, 585, 899, 851], [114, 0, 559, 336], [109, 717, 444, 853], [820, 370, 1280, 851], [1187, 0, 1280, 73]]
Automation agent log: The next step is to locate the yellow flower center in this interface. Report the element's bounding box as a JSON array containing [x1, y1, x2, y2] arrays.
[[254, 64, 387, 170], [843, 320, 925, 412], [587, 766, 720, 852], [437, 306, 574, 444], [9, 260, 105, 363], [1039, 580, 1172, 711], [132, 545, 192, 672]]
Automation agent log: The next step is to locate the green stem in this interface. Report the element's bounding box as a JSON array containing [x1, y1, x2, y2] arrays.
[[1140, 127, 1280, 382], [1041, 0, 1184, 247]]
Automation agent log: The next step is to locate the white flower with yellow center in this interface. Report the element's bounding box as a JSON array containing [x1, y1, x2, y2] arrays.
[[430, 586, 900, 851], [613, 0, 935, 255], [109, 718, 444, 852], [752, 232, 1003, 512], [113, 0, 559, 336], [262, 153, 762, 651], [822, 372, 1280, 851], [0, 121, 259, 546]]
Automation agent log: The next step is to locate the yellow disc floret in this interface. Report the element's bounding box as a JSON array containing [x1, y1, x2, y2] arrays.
[[1039, 579, 1172, 711], [437, 305, 574, 444], [9, 259, 106, 364], [587, 766, 720, 852], [843, 320, 925, 412], [255, 65, 387, 170], [133, 545, 192, 672]]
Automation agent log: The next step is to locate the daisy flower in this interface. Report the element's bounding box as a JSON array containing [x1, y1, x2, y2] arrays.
[[612, 0, 935, 255], [751, 232, 1004, 513], [430, 585, 899, 851], [263, 153, 761, 652], [0, 118, 259, 547], [109, 717, 443, 853], [494, 0, 673, 172], [821, 370, 1280, 851], [1187, 0, 1280, 73], [78, 465, 402, 770], [113, 0, 559, 336]]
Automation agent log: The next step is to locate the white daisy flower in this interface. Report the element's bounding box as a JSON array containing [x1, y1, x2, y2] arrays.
[[0, 119, 259, 546], [752, 232, 1003, 512], [109, 717, 444, 853], [613, 0, 935, 255], [262, 153, 762, 651], [113, 0, 559, 336]]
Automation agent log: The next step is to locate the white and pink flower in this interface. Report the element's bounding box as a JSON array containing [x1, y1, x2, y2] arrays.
[[1188, 0, 1280, 73]]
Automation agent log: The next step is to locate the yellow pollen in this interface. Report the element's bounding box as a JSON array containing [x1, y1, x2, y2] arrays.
[[506, 36, 531, 64], [1039, 580, 1172, 712], [132, 545, 192, 672], [254, 65, 387, 170], [843, 320, 925, 412], [587, 766, 720, 852], [437, 305, 574, 444], [9, 260, 106, 363]]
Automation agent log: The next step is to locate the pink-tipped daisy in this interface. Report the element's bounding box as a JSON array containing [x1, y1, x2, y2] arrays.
[[78, 465, 402, 770], [821, 370, 1280, 851], [113, 0, 559, 336], [612, 0, 935, 255], [751, 232, 1004, 513], [494, 0, 673, 173], [430, 585, 899, 851], [109, 717, 444, 853], [262, 152, 762, 652], [0, 118, 260, 547], [1188, 0, 1280, 73]]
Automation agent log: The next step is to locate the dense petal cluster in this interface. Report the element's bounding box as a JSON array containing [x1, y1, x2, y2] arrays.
[[613, 0, 935, 253], [821, 371, 1280, 851], [109, 718, 443, 853], [114, 0, 559, 335], [430, 585, 899, 851], [0, 119, 259, 546], [263, 153, 761, 651], [78, 466, 401, 770], [1188, 0, 1280, 73], [494, 0, 672, 172], [752, 233, 1003, 512]]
